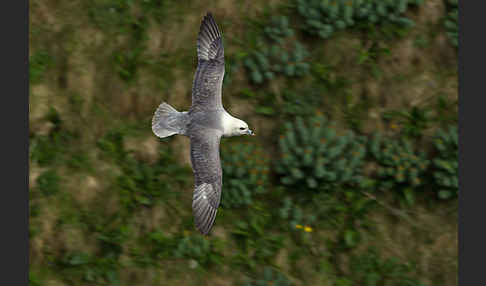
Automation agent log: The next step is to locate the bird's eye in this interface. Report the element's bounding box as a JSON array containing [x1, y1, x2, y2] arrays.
[[239, 127, 245, 130]]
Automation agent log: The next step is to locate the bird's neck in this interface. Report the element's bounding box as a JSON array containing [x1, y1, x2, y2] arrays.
[[221, 111, 237, 137]]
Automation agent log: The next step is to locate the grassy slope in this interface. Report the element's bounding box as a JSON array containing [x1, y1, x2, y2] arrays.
[[29, 0, 457, 285]]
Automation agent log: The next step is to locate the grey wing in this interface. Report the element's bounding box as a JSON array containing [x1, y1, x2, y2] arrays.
[[189, 127, 223, 235], [190, 12, 225, 111]]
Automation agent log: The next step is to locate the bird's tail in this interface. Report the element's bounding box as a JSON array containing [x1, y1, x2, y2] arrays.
[[152, 102, 188, 138]]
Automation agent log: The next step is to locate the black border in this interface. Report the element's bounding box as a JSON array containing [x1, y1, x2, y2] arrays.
[[2, 0, 29, 284], [459, 1, 482, 285]]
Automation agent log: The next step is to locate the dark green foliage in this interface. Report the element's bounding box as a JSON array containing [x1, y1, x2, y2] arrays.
[[140, 0, 173, 24], [85, 0, 132, 31], [278, 196, 316, 230], [295, 0, 423, 39], [369, 133, 429, 204], [112, 47, 145, 83], [61, 251, 121, 285], [340, 247, 427, 286], [444, 0, 458, 47], [37, 169, 61, 196], [383, 106, 432, 138], [432, 125, 458, 199], [264, 15, 294, 44], [30, 107, 85, 168], [143, 230, 176, 263], [173, 234, 224, 267], [244, 41, 310, 84], [30, 50, 52, 84], [232, 208, 284, 270], [97, 129, 191, 213], [280, 88, 323, 117], [221, 142, 270, 208], [242, 266, 293, 286], [29, 271, 43, 286], [276, 115, 366, 192], [141, 230, 223, 267]]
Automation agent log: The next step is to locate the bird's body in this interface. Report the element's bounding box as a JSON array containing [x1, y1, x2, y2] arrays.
[[151, 13, 253, 235]]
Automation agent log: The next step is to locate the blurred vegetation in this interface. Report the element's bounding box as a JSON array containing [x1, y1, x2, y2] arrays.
[[444, 0, 458, 47], [432, 125, 458, 200], [29, 0, 457, 285], [221, 142, 270, 208]]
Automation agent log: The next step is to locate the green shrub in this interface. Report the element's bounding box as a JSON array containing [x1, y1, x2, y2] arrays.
[[232, 209, 284, 270], [432, 125, 458, 199], [244, 41, 310, 84], [342, 247, 427, 286], [30, 50, 52, 84], [242, 266, 293, 286], [276, 115, 367, 192], [29, 271, 43, 286], [369, 133, 429, 204], [143, 230, 176, 264], [278, 196, 316, 231], [280, 88, 323, 117], [97, 130, 191, 213], [173, 234, 224, 267], [295, 0, 423, 39], [112, 46, 145, 83], [221, 142, 270, 208], [30, 107, 86, 169], [37, 169, 61, 196], [61, 251, 120, 285], [444, 0, 458, 47], [264, 15, 294, 44]]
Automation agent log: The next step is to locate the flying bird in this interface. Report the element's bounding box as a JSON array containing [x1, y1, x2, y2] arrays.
[[151, 12, 254, 235]]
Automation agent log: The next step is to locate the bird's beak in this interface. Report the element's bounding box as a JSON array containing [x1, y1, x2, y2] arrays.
[[247, 129, 255, 136]]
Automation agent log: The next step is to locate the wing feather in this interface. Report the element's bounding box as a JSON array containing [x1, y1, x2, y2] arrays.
[[191, 12, 225, 111], [190, 128, 222, 235]]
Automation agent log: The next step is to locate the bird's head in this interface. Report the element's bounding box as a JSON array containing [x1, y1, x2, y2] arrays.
[[231, 118, 254, 137]]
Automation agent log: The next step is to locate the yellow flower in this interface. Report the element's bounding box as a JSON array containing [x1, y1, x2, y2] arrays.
[[391, 123, 399, 130], [304, 226, 313, 233], [183, 230, 190, 237], [295, 224, 303, 229]]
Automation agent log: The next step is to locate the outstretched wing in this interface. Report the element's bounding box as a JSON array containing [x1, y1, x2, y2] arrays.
[[190, 12, 225, 112], [189, 127, 223, 235]]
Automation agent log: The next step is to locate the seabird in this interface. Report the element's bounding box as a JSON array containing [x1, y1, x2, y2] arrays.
[[151, 12, 254, 235]]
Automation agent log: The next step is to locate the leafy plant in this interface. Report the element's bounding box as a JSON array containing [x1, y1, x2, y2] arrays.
[[30, 50, 52, 84], [280, 88, 323, 117], [276, 115, 367, 192], [369, 133, 429, 204], [241, 266, 293, 286], [97, 129, 191, 213], [221, 142, 270, 208], [112, 47, 145, 83], [383, 106, 432, 138], [30, 107, 80, 167], [85, 0, 132, 32], [29, 271, 43, 286], [142, 230, 177, 264], [264, 15, 294, 44], [444, 0, 458, 47], [232, 208, 284, 270], [173, 234, 224, 267], [295, 0, 423, 39], [61, 251, 121, 285], [244, 41, 310, 84], [37, 169, 61, 196], [432, 125, 458, 199], [342, 247, 427, 286], [278, 196, 316, 231]]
